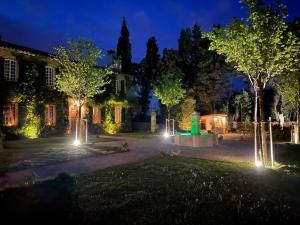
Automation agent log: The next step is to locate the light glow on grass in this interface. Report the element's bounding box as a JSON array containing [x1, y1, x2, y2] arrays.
[[73, 139, 80, 146], [164, 132, 169, 138], [255, 160, 262, 167]]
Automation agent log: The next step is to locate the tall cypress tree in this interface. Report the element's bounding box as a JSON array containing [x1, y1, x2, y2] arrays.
[[145, 36, 160, 85], [117, 17, 132, 74], [133, 37, 159, 118]]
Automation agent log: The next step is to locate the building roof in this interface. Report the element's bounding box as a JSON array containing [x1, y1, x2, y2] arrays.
[[0, 40, 55, 57], [0, 39, 133, 77]]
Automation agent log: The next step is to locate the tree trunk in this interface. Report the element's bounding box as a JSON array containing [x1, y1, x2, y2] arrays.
[[258, 88, 268, 166], [167, 106, 170, 120]]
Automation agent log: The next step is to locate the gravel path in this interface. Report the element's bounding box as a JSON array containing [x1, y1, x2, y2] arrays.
[[0, 133, 283, 190]]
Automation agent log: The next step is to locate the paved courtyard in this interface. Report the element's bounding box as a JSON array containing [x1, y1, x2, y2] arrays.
[[0, 133, 286, 189]]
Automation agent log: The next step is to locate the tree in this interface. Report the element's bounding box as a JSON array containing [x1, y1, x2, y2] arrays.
[[134, 37, 160, 117], [178, 96, 196, 131], [154, 73, 186, 120], [132, 61, 151, 118], [55, 38, 112, 139], [234, 91, 252, 122], [145, 36, 160, 85], [178, 24, 230, 113], [207, 0, 300, 165], [117, 17, 132, 74], [158, 48, 183, 80], [276, 62, 300, 143]]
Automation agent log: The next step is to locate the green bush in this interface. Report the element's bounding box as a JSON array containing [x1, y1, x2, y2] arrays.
[[16, 101, 41, 139]]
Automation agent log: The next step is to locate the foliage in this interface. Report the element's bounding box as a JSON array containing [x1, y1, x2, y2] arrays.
[[154, 73, 186, 119], [178, 24, 230, 113], [178, 96, 196, 131], [207, 1, 299, 88], [55, 38, 111, 107], [276, 18, 300, 121], [158, 49, 183, 80], [234, 91, 252, 122], [133, 37, 160, 117], [117, 17, 132, 74], [101, 107, 122, 134], [16, 101, 41, 139], [145, 37, 160, 85], [206, 0, 300, 165], [14, 62, 41, 139]]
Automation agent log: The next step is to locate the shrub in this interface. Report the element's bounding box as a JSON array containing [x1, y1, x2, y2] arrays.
[[16, 101, 41, 139], [178, 97, 196, 131], [100, 108, 122, 134]]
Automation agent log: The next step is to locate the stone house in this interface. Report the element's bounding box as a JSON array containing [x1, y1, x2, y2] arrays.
[[0, 39, 134, 138]]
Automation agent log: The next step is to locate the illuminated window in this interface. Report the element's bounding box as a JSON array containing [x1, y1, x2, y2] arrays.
[[45, 66, 55, 87], [92, 106, 101, 124], [114, 106, 122, 123], [3, 102, 18, 126], [4, 59, 18, 81], [45, 104, 56, 126]]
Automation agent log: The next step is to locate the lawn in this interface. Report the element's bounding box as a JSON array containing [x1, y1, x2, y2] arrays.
[[0, 154, 299, 225], [0, 135, 124, 174]]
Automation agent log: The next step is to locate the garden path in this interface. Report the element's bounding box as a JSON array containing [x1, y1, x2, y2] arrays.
[[0, 133, 285, 190]]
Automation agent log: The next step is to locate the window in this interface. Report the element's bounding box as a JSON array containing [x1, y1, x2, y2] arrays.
[[4, 59, 18, 81], [115, 79, 125, 95], [45, 66, 55, 87], [92, 106, 101, 124], [114, 106, 122, 123], [45, 104, 56, 126], [3, 102, 18, 126]]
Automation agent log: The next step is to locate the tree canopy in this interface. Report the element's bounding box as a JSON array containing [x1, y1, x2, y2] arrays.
[[55, 38, 112, 107], [117, 17, 132, 74], [154, 73, 186, 119]]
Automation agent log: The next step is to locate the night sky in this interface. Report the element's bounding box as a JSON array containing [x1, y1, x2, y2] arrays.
[[0, 0, 299, 63]]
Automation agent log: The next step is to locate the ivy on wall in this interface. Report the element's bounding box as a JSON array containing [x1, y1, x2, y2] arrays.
[[93, 97, 129, 134], [0, 53, 68, 139]]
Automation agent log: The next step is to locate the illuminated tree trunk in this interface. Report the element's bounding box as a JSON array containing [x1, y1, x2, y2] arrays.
[[258, 87, 268, 165]]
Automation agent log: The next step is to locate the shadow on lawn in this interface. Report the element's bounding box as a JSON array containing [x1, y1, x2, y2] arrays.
[[0, 173, 82, 224], [276, 144, 300, 175]]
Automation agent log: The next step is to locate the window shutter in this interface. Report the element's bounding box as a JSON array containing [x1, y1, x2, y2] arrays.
[[53, 105, 56, 126], [45, 105, 49, 124]]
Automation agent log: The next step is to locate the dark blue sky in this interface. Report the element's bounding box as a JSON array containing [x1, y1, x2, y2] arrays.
[[0, 0, 299, 63]]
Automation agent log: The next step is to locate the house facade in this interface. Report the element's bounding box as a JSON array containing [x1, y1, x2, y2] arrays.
[[0, 40, 134, 139]]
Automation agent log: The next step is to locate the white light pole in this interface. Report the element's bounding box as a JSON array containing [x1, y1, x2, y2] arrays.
[[269, 117, 274, 167]]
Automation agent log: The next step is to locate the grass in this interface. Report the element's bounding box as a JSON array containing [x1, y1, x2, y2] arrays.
[[276, 143, 300, 175], [0, 135, 123, 174], [0, 155, 299, 224]]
